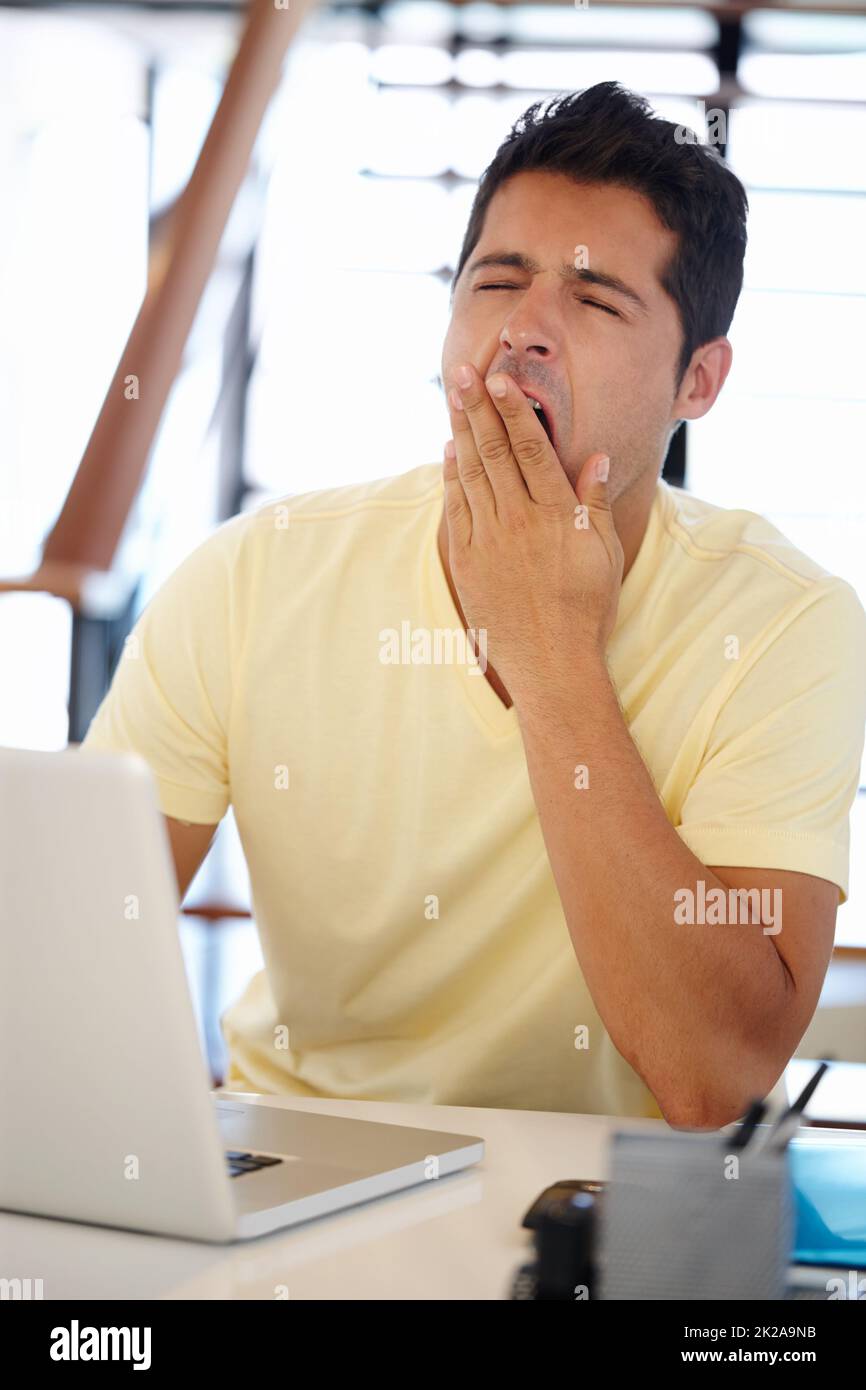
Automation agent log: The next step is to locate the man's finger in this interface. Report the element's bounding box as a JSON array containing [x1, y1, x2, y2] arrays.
[[451, 363, 527, 510], [485, 373, 573, 508], [574, 451, 622, 568], [448, 380, 496, 522], [443, 439, 472, 549]]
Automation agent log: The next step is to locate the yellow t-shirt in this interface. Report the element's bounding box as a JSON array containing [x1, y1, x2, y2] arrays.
[[80, 464, 866, 1116]]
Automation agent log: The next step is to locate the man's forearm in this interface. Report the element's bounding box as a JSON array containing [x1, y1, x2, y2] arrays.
[[512, 652, 792, 1128]]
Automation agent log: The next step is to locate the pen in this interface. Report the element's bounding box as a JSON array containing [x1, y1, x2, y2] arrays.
[[726, 1098, 766, 1150], [755, 1059, 833, 1155]]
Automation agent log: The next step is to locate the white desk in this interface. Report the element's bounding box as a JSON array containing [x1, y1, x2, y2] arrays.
[[1, 1093, 666, 1301]]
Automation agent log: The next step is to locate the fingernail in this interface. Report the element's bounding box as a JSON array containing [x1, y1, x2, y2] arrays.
[[486, 375, 507, 398], [596, 455, 610, 483], [456, 364, 473, 389], [449, 387, 464, 411], [444, 439, 456, 459]]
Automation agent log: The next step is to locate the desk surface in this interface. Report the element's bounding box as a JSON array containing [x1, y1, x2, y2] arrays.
[[2, 1093, 668, 1301]]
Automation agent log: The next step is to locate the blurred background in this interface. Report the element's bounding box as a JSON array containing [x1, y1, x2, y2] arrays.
[[1, 0, 864, 1109]]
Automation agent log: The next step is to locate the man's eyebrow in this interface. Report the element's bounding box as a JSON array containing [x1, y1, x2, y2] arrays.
[[466, 251, 650, 315]]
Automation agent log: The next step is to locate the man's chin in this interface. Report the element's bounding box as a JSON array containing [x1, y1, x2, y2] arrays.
[[561, 445, 619, 494]]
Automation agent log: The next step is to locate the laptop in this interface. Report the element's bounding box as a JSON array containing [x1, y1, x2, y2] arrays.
[[0, 745, 484, 1243]]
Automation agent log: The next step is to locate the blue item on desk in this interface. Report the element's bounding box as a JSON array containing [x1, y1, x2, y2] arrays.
[[790, 1134, 866, 1268]]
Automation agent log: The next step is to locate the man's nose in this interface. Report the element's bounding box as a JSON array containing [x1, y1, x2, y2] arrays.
[[499, 300, 559, 362]]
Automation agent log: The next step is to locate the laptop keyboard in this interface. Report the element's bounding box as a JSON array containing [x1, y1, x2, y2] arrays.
[[225, 1149, 284, 1179]]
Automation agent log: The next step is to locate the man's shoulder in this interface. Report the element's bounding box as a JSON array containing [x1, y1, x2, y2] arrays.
[[147, 467, 444, 610], [661, 480, 837, 591], [653, 481, 866, 662], [244, 462, 444, 533]]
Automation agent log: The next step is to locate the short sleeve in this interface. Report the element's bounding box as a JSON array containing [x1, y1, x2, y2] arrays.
[[79, 514, 249, 825], [675, 578, 866, 904]]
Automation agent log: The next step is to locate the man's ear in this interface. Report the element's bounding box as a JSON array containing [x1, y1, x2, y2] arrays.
[[672, 337, 733, 424]]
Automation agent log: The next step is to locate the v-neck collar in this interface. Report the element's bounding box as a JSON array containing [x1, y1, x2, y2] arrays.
[[421, 472, 669, 741]]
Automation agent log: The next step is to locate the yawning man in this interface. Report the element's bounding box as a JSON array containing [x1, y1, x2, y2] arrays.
[[82, 82, 866, 1128]]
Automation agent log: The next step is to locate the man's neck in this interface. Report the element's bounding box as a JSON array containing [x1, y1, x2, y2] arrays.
[[435, 468, 659, 710]]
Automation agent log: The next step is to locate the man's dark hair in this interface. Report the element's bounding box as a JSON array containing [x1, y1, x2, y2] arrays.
[[451, 81, 749, 389]]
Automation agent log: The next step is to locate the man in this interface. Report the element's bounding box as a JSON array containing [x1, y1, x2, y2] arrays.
[[81, 82, 866, 1128]]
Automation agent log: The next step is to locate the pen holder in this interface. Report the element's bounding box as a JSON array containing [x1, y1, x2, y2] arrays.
[[597, 1129, 794, 1301]]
